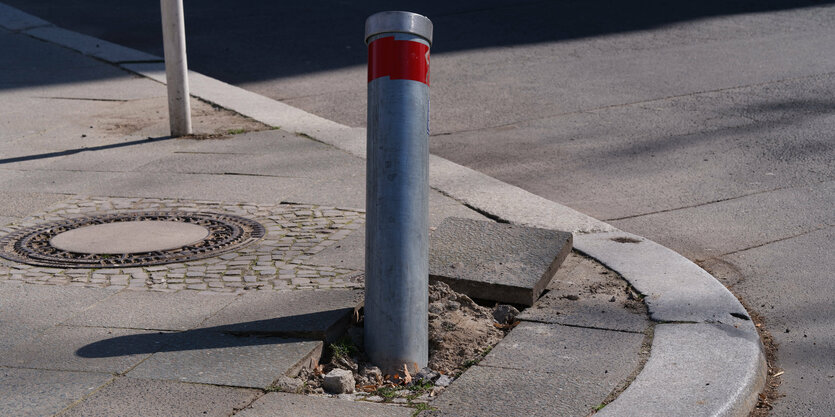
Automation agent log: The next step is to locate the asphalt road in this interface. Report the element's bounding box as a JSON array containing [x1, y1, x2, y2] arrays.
[[4, 1, 834, 414]]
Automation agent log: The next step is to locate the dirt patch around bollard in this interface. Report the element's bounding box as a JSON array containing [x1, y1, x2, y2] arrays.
[[270, 281, 514, 409]]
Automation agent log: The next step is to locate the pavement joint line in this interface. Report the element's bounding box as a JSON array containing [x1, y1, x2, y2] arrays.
[[517, 317, 648, 335], [604, 180, 833, 221], [0, 4, 768, 415], [713, 223, 835, 258]]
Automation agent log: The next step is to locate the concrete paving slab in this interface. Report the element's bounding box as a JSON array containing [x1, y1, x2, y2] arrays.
[[597, 323, 765, 417], [63, 290, 238, 331], [0, 282, 118, 328], [574, 231, 751, 326], [0, 366, 112, 417], [237, 392, 413, 417], [427, 365, 606, 417], [483, 322, 644, 382], [519, 253, 649, 332], [0, 191, 67, 217], [127, 331, 322, 388], [0, 169, 366, 209], [520, 291, 648, 333], [0, 323, 36, 352], [0, 326, 160, 374], [200, 289, 362, 342], [58, 377, 260, 417], [429, 217, 572, 305]]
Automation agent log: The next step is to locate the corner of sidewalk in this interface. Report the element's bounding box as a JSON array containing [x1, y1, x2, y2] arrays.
[[0, 3, 766, 416]]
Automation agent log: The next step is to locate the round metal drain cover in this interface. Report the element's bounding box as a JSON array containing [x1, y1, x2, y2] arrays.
[[0, 211, 265, 268]]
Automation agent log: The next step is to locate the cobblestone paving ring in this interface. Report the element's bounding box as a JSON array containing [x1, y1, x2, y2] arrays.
[[0, 211, 265, 268]]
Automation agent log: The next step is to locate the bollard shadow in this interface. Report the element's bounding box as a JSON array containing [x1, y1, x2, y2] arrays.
[[76, 309, 347, 358], [0, 135, 174, 166]]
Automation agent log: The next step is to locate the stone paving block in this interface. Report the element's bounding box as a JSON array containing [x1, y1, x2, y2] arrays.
[[429, 217, 572, 305], [597, 323, 765, 417], [0, 326, 161, 374], [482, 322, 644, 385], [58, 377, 260, 417], [127, 330, 322, 388], [200, 289, 362, 341], [426, 365, 604, 417], [63, 290, 238, 330], [236, 392, 413, 417], [0, 367, 112, 417]]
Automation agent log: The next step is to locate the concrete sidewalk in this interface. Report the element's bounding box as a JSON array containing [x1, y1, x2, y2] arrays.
[[0, 4, 764, 417]]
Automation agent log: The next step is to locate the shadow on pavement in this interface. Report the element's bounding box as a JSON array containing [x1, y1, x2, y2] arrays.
[[75, 309, 345, 358], [3, 0, 832, 87], [0, 136, 173, 165]]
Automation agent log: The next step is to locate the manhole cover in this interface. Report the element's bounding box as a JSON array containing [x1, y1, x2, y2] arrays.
[[0, 211, 265, 268]]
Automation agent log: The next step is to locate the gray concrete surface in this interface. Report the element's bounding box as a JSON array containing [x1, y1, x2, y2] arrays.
[[0, 367, 113, 417], [0, 1, 817, 415], [126, 332, 322, 388], [429, 217, 572, 305], [198, 289, 362, 341], [57, 377, 260, 417], [236, 392, 413, 417], [598, 323, 766, 417]]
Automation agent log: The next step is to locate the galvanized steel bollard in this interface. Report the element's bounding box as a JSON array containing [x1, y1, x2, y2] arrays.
[[364, 11, 433, 374], [160, 0, 192, 136]]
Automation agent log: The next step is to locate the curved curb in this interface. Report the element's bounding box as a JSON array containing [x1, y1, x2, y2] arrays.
[[0, 4, 766, 415]]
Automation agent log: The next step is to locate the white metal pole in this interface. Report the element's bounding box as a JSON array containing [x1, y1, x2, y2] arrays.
[[160, 0, 192, 136]]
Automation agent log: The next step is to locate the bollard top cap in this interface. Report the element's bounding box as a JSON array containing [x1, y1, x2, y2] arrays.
[[365, 11, 432, 45]]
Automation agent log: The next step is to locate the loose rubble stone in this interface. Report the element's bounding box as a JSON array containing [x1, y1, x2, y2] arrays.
[[272, 376, 303, 393], [323, 369, 355, 394], [492, 304, 520, 324]]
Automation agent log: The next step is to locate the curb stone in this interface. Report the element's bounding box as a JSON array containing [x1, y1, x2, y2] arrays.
[[0, 4, 766, 415]]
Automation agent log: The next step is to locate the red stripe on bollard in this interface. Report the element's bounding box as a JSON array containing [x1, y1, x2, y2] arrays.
[[368, 36, 430, 85]]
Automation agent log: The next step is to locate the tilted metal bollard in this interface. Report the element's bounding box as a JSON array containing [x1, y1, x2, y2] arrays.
[[364, 11, 433, 374], [160, 0, 192, 137]]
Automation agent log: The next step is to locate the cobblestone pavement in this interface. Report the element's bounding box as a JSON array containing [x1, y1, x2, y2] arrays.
[[0, 196, 365, 292]]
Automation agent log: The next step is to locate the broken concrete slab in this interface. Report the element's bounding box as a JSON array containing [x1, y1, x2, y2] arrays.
[[482, 322, 644, 380], [58, 377, 260, 417], [199, 289, 362, 342], [518, 252, 649, 333], [126, 331, 322, 388], [0, 367, 112, 417], [429, 217, 571, 305], [236, 392, 413, 417]]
